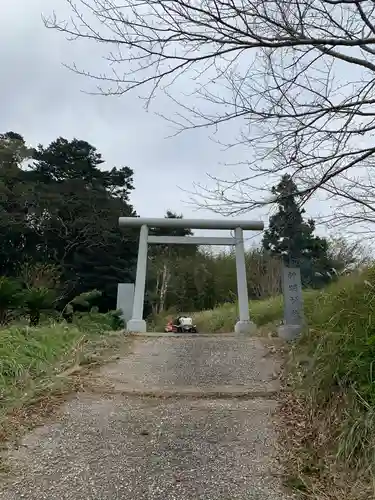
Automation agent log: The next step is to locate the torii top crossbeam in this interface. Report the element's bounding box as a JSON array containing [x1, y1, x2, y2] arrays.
[[118, 217, 264, 231]]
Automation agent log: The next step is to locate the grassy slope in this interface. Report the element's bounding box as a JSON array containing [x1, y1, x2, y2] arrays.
[[151, 289, 319, 333], [0, 312, 127, 443], [150, 296, 283, 332], [283, 269, 375, 499]]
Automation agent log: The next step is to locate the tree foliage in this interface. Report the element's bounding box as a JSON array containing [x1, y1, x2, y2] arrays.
[[262, 175, 335, 287], [0, 132, 137, 311], [0, 129, 364, 322], [0, 132, 36, 276], [0, 277, 22, 325], [22, 287, 55, 327], [29, 137, 137, 308]]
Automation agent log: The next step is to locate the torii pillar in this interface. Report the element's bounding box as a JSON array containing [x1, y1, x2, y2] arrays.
[[119, 217, 264, 334]]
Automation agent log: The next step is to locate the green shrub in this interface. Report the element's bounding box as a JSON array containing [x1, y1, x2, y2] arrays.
[[70, 290, 102, 310], [292, 267, 375, 475], [0, 323, 85, 403], [106, 309, 125, 330], [72, 310, 124, 332], [0, 277, 22, 324], [22, 286, 55, 326], [0, 313, 128, 435]]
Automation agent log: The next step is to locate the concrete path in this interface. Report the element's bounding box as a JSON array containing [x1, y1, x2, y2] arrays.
[[0, 334, 292, 500]]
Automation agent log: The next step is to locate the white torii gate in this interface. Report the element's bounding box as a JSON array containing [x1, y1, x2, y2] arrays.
[[118, 217, 264, 334]]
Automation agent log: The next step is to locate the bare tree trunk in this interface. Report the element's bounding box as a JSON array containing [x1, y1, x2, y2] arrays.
[[159, 263, 170, 313], [151, 268, 161, 315]]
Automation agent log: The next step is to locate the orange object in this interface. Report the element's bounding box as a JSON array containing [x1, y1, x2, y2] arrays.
[[165, 320, 174, 332]]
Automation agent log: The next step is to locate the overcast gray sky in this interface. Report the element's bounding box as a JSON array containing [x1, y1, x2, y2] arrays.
[[1, 0, 334, 242]]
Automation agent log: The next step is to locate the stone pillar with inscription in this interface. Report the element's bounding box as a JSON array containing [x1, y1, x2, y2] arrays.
[[278, 264, 304, 341]]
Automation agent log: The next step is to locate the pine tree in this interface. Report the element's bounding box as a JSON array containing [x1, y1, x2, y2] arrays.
[[262, 175, 332, 287], [29, 137, 138, 309]]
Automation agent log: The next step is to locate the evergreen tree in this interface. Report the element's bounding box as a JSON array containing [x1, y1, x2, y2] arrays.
[[262, 174, 332, 287], [28, 137, 138, 309], [0, 132, 37, 275], [2, 130, 358, 316]]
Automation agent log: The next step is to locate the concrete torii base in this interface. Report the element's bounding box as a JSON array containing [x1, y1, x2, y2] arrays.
[[127, 319, 147, 334], [234, 320, 257, 335]]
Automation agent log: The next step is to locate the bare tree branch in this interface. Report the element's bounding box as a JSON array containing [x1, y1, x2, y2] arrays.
[[46, 0, 375, 232]]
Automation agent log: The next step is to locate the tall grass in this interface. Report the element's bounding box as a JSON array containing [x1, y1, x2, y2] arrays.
[[0, 324, 86, 403], [150, 285, 325, 333], [0, 312, 126, 440], [283, 268, 375, 498]]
